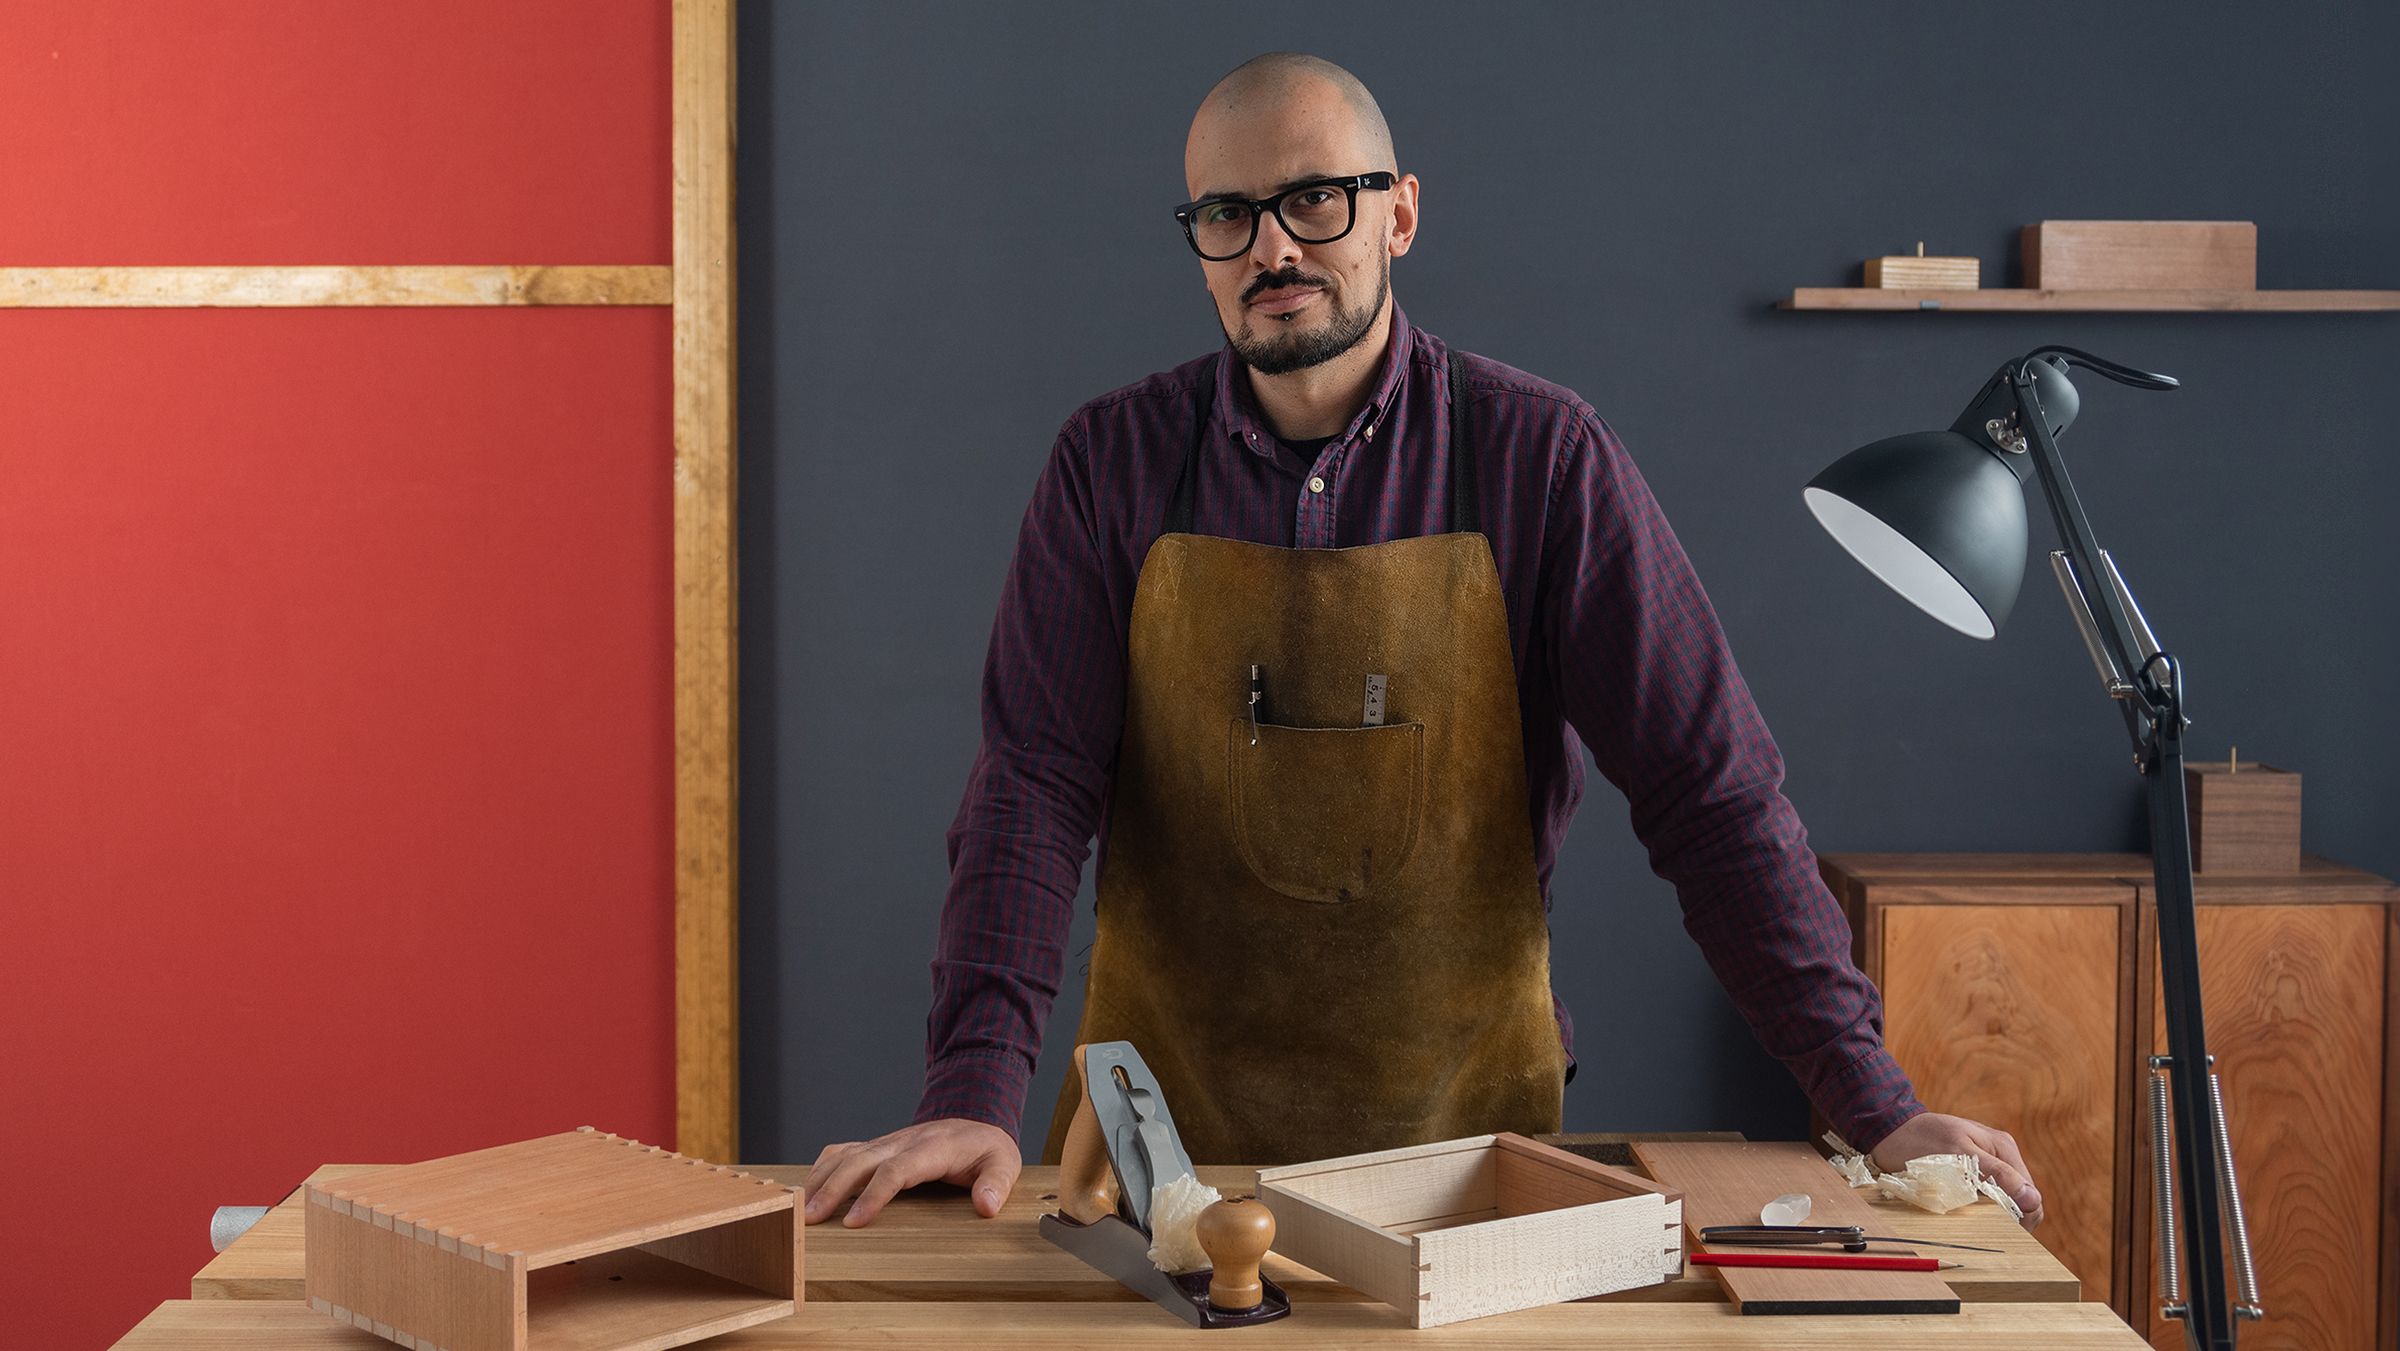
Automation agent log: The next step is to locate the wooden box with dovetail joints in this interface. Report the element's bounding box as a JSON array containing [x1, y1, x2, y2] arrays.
[[303, 1127, 802, 1351], [1253, 1132, 1683, 1328]]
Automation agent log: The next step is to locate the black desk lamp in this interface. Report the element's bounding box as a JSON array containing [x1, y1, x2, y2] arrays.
[[1804, 347, 2261, 1351]]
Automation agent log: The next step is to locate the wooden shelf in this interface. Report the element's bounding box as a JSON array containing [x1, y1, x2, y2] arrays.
[[1781, 287, 2400, 312]]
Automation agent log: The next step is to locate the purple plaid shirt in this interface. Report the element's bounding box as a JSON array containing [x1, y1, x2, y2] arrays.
[[916, 306, 1925, 1150]]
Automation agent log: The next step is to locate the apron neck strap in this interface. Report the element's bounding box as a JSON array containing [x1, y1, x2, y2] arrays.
[[1445, 354, 1478, 536], [1161, 353, 1479, 539]]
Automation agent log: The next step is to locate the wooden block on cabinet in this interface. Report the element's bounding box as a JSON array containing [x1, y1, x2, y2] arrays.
[[303, 1128, 801, 1351], [1865, 254, 1980, 289], [1253, 1133, 1682, 1327], [2183, 761, 2301, 873], [2021, 221, 2256, 290]]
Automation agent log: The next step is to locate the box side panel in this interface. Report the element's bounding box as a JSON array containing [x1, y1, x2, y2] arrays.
[[1266, 1148, 1496, 1229], [1253, 1134, 1493, 1184], [1254, 1183, 1420, 1315], [306, 1198, 521, 1351], [1493, 1134, 1678, 1211], [635, 1199, 802, 1299], [1414, 1194, 1677, 1328]]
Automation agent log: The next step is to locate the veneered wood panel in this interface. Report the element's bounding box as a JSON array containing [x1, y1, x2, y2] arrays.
[[2137, 905, 2386, 1351], [1634, 1141, 1957, 1313], [1882, 905, 2122, 1305]]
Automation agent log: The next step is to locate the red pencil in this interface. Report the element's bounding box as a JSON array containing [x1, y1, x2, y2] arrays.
[[1692, 1252, 1961, 1272]]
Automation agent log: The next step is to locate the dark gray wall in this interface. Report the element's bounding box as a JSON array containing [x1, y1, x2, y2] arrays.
[[736, 1, 2400, 1160]]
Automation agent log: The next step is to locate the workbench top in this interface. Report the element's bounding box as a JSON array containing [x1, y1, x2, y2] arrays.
[[132, 1150, 2142, 1348], [123, 1296, 2150, 1348], [191, 1160, 2081, 1305]]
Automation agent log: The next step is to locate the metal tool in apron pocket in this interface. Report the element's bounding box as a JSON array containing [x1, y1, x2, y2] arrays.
[[1038, 1041, 1291, 1327]]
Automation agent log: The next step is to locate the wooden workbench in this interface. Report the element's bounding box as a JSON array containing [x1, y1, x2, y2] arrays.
[[189, 1161, 2079, 1304], [126, 1151, 2143, 1347], [121, 1297, 2151, 1348]]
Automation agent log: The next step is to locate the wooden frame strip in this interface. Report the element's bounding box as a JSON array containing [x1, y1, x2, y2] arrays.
[[671, 0, 740, 1164], [0, 265, 668, 308]]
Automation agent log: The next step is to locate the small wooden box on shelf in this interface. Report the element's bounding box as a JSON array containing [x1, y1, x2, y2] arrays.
[[303, 1127, 802, 1351], [1254, 1132, 1682, 1328], [2022, 221, 2256, 291], [1865, 243, 1979, 290]]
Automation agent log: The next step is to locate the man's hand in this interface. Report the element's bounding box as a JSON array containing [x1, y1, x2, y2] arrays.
[[802, 1119, 1022, 1228], [1872, 1111, 2045, 1228]]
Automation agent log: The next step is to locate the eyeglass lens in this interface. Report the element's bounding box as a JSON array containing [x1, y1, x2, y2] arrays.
[[1191, 184, 1353, 259]]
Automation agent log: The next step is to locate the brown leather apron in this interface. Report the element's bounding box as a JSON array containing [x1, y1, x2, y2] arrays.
[[1042, 357, 1563, 1167]]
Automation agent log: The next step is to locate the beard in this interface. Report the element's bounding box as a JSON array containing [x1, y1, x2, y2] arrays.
[[1225, 252, 1391, 376]]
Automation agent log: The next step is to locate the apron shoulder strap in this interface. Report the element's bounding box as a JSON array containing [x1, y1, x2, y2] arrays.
[[1162, 370, 1210, 538], [1447, 351, 1479, 536], [1161, 353, 1477, 538]]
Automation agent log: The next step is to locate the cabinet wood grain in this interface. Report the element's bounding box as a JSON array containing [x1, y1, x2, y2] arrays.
[[1882, 905, 2124, 1304], [1825, 852, 2398, 1348], [2136, 903, 2386, 1351]]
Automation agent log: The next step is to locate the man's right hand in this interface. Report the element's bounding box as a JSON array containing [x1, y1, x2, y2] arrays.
[[801, 1119, 1022, 1228]]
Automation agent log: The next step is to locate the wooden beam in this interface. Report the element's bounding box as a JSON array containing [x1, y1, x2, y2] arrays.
[[0, 265, 668, 307], [672, 0, 741, 1164]]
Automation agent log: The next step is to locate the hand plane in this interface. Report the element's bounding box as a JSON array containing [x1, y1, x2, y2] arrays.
[[1038, 1041, 1291, 1328]]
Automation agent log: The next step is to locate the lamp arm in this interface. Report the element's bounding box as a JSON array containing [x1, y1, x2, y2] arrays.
[[2008, 361, 2250, 1351], [2009, 360, 2151, 734]]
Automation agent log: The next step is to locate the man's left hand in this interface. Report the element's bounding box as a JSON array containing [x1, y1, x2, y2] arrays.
[[1871, 1112, 2044, 1228]]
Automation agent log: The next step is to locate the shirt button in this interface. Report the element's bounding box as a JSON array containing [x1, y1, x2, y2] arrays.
[[1308, 475, 1327, 494]]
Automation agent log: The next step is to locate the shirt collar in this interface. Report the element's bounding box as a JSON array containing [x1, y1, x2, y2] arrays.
[[1211, 302, 1415, 462]]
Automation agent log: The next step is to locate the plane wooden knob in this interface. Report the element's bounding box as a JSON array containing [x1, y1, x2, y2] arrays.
[[1194, 1195, 1275, 1312]]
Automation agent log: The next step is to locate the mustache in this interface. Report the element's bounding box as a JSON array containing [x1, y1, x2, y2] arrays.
[[1243, 268, 1332, 303]]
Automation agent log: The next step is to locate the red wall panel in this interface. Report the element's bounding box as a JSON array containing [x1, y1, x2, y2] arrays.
[[2, 8, 675, 1342], [0, 1, 668, 264], [0, 307, 675, 1346]]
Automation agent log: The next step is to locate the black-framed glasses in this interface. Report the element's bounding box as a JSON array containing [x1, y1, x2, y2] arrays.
[[1173, 171, 1396, 261]]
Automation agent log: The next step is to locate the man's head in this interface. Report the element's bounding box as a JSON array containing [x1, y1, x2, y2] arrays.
[[1183, 53, 1418, 376]]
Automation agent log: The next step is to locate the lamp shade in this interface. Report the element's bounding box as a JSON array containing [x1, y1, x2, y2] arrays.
[[1803, 430, 2029, 639]]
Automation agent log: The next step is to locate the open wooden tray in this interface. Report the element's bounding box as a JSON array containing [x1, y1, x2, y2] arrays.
[[304, 1127, 801, 1351], [1254, 1132, 1682, 1327]]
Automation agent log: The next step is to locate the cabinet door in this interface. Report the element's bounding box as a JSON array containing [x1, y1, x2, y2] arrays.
[[2136, 904, 2386, 1351], [1881, 902, 2126, 1305]]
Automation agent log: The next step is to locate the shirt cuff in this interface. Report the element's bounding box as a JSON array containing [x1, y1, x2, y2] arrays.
[[913, 1048, 1032, 1141], [1812, 1044, 1927, 1153]]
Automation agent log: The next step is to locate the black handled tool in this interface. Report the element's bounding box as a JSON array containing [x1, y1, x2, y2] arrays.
[[1699, 1224, 2004, 1255]]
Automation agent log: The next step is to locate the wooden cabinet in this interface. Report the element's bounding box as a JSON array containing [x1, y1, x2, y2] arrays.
[[1822, 854, 2398, 1351]]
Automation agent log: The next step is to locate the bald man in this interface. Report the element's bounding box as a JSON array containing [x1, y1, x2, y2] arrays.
[[804, 52, 2046, 1229]]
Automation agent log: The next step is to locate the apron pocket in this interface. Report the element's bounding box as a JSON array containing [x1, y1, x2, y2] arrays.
[[1228, 717, 1425, 904]]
